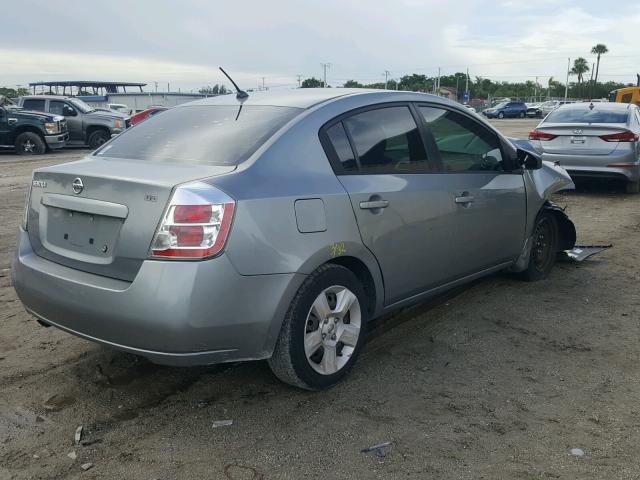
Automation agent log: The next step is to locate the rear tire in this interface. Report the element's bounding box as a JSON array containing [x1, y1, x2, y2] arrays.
[[15, 132, 45, 155], [520, 212, 559, 282], [626, 179, 640, 194], [519, 111, 525, 118], [498, 112, 505, 119], [268, 264, 368, 390], [87, 129, 110, 149]]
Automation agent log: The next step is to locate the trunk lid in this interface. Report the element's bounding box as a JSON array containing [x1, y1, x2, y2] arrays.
[[533, 123, 628, 155], [27, 156, 235, 281]]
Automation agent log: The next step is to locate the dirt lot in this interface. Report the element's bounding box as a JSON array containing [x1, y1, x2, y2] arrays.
[[2, 119, 640, 479]]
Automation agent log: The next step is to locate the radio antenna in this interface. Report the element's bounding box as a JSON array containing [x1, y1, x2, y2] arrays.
[[219, 67, 249, 100]]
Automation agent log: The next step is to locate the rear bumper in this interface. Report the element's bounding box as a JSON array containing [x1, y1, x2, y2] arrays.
[[12, 229, 305, 366], [44, 133, 68, 149], [540, 151, 640, 182]]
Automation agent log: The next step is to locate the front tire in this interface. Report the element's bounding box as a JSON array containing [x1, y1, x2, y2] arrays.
[[519, 111, 525, 118], [498, 112, 505, 119], [87, 129, 110, 149], [15, 132, 45, 155], [268, 264, 368, 390], [626, 179, 640, 194], [520, 212, 559, 282]]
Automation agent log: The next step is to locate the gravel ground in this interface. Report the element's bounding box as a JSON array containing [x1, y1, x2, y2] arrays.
[[2, 119, 640, 479]]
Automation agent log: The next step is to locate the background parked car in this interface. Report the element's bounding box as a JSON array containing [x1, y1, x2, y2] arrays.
[[17, 96, 130, 148], [528, 102, 640, 193], [462, 104, 477, 114], [526, 103, 543, 118], [0, 96, 68, 154], [108, 103, 133, 115], [538, 100, 575, 117], [482, 101, 527, 119], [130, 106, 168, 125]]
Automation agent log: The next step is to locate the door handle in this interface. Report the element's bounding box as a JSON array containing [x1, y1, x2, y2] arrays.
[[455, 196, 475, 204], [359, 200, 389, 210]]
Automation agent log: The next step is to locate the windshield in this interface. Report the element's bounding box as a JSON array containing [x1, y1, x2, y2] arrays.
[[493, 102, 508, 109], [95, 105, 302, 165], [68, 98, 95, 113], [545, 108, 629, 124]]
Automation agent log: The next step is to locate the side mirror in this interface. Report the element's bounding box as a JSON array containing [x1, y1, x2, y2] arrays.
[[517, 148, 542, 170], [63, 106, 77, 117]]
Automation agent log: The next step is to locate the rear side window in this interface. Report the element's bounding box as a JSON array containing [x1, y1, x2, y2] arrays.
[[342, 106, 429, 174], [419, 106, 504, 172], [95, 105, 302, 165], [22, 99, 45, 111], [545, 108, 628, 124], [325, 123, 357, 172]]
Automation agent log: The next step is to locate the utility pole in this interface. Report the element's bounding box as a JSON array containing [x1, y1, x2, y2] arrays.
[[154, 81, 158, 93], [297, 74, 302, 88], [435, 67, 441, 95], [261, 77, 266, 90], [535, 76, 538, 102], [383, 70, 390, 90], [167, 82, 170, 92], [564, 57, 570, 101], [321, 63, 331, 88], [465, 68, 469, 102], [588, 62, 595, 99]]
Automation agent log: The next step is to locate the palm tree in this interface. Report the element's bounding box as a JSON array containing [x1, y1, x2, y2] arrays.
[[570, 57, 590, 97], [590, 44, 608, 85]]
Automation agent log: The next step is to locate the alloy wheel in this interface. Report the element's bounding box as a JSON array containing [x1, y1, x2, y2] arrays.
[[303, 286, 362, 375]]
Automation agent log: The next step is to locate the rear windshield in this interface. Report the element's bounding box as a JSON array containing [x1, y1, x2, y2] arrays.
[[545, 108, 629, 124], [95, 105, 302, 165]]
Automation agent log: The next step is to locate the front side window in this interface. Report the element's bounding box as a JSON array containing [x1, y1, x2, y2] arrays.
[[22, 99, 45, 111], [49, 101, 66, 115], [419, 106, 504, 173], [95, 105, 302, 166], [342, 106, 429, 174]]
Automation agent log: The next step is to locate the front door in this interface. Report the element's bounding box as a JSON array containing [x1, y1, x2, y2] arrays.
[[416, 105, 527, 279], [322, 104, 457, 305], [0, 108, 9, 145], [49, 100, 82, 141]]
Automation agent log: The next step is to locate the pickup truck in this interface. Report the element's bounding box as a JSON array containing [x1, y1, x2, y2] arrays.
[[0, 96, 68, 155], [17, 95, 130, 149]]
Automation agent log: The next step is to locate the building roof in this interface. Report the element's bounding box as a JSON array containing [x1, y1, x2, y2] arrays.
[[29, 81, 146, 87]]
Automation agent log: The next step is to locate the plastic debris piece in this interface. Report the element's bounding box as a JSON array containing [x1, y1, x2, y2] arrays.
[[75, 426, 83, 444], [81, 463, 94, 471], [212, 419, 233, 428], [361, 441, 393, 458], [570, 448, 585, 457], [67, 451, 77, 460]]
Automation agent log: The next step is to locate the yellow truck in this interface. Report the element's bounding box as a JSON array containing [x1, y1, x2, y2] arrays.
[[609, 86, 640, 106]]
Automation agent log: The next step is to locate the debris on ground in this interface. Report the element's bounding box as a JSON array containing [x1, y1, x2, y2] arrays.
[[361, 441, 393, 458], [212, 419, 234, 428], [81, 462, 94, 471], [563, 245, 612, 262], [67, 451, 77, 460], [74, 425, 83, 444], [570, 448, 585, 457]]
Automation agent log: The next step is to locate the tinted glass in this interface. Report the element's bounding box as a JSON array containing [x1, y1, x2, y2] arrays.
[[343, 106, 429, 174], [22, 99, 45, 111], [545, 108, 629, 124], [325, 122, 357, 172], [95, 105, 301, 165], [49, 101, 66, 115], [419, 106, 504, 172]]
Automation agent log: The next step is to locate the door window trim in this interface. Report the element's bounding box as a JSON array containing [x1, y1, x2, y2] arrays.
[[319, 102, 439, 175], [413, 102, 520, 174]]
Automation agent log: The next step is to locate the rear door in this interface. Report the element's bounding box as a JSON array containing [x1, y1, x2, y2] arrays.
[[322, 104, 456, 305], [416, 105, 526, 278]]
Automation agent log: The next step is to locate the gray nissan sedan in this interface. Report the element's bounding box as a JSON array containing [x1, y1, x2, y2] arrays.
[[12, 88, 576, 390]]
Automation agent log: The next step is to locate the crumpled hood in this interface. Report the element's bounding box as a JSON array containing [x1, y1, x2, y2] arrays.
[[509, 137, 575, 197]]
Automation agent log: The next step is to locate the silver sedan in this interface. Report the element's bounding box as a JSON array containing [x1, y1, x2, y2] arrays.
[[529, 102, 640, 193]]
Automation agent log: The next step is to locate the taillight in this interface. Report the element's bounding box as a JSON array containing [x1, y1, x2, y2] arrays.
[[150, 183, 235, 259], [599, 131, 639, 142], [528, 130, 558, 141]]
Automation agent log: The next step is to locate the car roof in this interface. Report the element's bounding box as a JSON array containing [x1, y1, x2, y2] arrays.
[[184, 88, 405, 109], [21, 95, 72, 100]]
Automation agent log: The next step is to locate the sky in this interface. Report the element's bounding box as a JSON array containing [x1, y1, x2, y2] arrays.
[[1, 0, 639, 92]]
